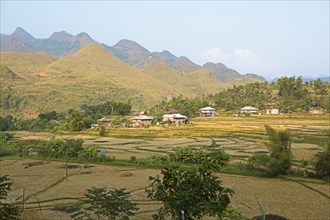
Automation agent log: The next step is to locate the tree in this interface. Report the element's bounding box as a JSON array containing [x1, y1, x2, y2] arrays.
[[71, 186, 138, 220], [264, 125, 293, 175], [0, 115, 14, 131], [146, 165, 233, 220], [67, 110, 84, 131], [0, 175, 21, 219], [314, 144, 330, 179]]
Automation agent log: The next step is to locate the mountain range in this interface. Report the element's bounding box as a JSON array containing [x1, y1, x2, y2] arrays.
[[1, 27, 265, 115], [1, 27, 265, 82]]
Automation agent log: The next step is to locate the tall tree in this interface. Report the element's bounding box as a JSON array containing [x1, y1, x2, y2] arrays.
[[66, 110, 84, 131], [146, 165, 233, 220], [264, 125, 293, 175]]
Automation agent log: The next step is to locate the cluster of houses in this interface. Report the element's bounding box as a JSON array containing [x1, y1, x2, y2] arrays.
[[91, 104, 325, 129]]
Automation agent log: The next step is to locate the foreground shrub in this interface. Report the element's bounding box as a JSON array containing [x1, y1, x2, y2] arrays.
[[264, 125, 293, 175], [146, 165, 234, 220], [71, 186, 138, 220], [0, 175, 21, 219], [314, 144, 330, 179]]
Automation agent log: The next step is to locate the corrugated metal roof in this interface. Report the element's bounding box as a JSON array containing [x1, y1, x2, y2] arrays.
[[132, 115, 153, 120]]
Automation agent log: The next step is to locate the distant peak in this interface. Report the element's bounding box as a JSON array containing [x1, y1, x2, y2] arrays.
[[10, 27, 36, 43], [113, 39, 150, 53], [49, 31, 73, 40], [76, 32, 91, 38]]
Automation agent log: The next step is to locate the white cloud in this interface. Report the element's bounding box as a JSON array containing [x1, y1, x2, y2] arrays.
[[201, 48, 230, 63], [200, 48, 278, 75]]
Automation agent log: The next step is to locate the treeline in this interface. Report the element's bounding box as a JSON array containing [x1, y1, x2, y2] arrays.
[[150, 76, 329, 116], [0, 100, 133, 132], [213, 77, 329, 112]]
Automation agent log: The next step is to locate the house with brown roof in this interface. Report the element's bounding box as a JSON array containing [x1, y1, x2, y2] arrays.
[[131, 115, 153, 127]]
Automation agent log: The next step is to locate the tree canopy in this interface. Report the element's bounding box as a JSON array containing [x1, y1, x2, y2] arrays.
[[146, 165, 233, 220]]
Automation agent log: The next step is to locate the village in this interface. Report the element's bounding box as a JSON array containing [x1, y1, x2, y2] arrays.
[[90, 105, 285, 129]]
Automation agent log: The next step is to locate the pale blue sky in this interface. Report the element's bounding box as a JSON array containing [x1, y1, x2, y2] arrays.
[[1, 1, 329, 79]]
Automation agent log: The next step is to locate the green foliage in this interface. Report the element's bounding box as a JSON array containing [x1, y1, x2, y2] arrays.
[[220, 207, 249, 220], [0, 86, 23, 111], [247, 154, 271, 170], [169, 148, 230, 170], [211, 77, 329, 112], [81, 101, 132, 117], [314, 144, 330, 179], [38, 111, 64, 121], [146, 165, 234, 220], [71, 186, 138, 220], [0, 115, 14, 131], [36, 139, 84, 159], [0, 132, 15, 143], [213, 82, 269, 111], [0, 175, 21, 219], [111, 117, 130, 127], [67, 110, 84, 131], [150, 95, 209, 117], [99, 126, 106, 136], [264, 125, 293, 175]]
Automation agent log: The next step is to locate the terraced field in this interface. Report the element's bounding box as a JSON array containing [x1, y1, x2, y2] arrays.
[[1, 159, 329, 220], [3, 115, 329, 219]]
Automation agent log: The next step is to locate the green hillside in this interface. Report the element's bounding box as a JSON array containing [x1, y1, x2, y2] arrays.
[[0, 45, 227, 115]]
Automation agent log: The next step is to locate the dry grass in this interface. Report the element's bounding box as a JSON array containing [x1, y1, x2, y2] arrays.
[[1, 159, 329, 220]]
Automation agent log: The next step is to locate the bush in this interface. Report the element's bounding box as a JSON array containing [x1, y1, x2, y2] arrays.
[[146, 165, 234, 219], [71, 186, 138, 220], [169, 148, 230, 169], [314, 144, 330, 179], [247, 154, 270, 170], [267, 159, 284, 176], [0, 132, 15, 143]]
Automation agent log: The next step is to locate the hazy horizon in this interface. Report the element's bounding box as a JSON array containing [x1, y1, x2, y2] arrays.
[[1, 1, 329, 79]]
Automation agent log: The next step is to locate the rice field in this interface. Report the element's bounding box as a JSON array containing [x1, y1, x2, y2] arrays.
[[3, 115, 329, 219], [1, 159, 329, 220]]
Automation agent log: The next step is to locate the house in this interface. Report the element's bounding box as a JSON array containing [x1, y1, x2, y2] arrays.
[[266, 109, 279, 115], [131, 115, 153, 127], [240, 106, 258, 114], [163, 114, 188, 125], [199, 107, 216, 117], [97, 117, 111, 128]]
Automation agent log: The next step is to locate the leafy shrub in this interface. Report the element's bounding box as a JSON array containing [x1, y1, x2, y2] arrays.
[[169, 148, 230, 169], [71, 186, 138, 220], [247, 154, 270, 170], [0, 132, 15, 142], [314, 144, 330, 179]]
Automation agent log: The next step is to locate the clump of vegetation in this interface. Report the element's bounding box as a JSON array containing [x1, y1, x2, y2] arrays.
[[71, 186, 138, 220], [169, 147, 230, 169], [313, 143, 330, 179], [146, 165, 234, 220], [264, 125, 293, 175], [0, 175, 21, 219]]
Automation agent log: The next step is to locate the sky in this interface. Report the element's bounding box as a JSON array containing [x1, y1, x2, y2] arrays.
[[1, 1, 329, 79]]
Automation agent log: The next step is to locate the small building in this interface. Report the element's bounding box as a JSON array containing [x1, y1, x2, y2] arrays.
[[91, 124, 99, 130], [240, 106, 258, 114], [163, 114, 188, 125], [97, 117, 111, 128], [199, 107, 216, 117], [131, 115, 153, 127], [266, 109, 279, 115]]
